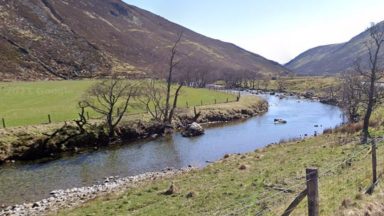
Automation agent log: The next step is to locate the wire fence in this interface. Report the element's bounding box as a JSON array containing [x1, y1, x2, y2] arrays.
[[0, 95, 241, 128], [211, 138, 384, 216]]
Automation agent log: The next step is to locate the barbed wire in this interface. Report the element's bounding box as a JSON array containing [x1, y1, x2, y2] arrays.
[[216, 142, 378, 216], [219, 181, 308, 216]]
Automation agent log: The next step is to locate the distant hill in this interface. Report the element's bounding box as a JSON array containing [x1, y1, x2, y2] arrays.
[[0, 0, 290, 81], [286, 21, 384, 75]]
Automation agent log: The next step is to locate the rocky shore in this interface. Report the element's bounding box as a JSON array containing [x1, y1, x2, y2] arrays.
[[0, 168, 194, 216], [244, 88, 340, 106]]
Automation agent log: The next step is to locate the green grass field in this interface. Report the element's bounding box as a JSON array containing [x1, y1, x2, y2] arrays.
[[266, 76, 339, 96], [0, 80, 236, 127]]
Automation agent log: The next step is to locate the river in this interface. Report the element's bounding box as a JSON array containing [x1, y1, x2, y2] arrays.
[[0, 93, 344, 205]]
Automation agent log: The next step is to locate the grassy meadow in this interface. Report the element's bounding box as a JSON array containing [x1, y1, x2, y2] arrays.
[[265, 76, 339, 96], [0, 80, 236, 127]]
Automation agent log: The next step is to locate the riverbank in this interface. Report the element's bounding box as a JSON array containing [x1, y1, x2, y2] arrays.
[[242, 76, 340, 105], [0, 95, 267, 163], [53, 129, 384, 216], [0, 168, 195, 216], [0, 80, 237, 127]]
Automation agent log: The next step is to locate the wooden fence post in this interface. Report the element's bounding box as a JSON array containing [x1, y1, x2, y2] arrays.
[[226, 98, 229, 103], [367, 140, 377, 194], [48, 114, 51, 124], [186, 102, 189, 108], [281, 189, 308, 216], [2, 118, 5, 128], [201, 100, 203, 106], [306, 168, 319, 216], [214, 99, 217, 104], [86, 111, 90, 120]]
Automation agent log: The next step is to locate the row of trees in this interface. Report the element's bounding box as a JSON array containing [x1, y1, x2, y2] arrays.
[[81, 32, 185, 138], [78, 31, 271, 139]]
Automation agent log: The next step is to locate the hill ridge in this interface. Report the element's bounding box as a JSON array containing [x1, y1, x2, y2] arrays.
[[0, 0, 290, 81], [286, 21, 384, 75]]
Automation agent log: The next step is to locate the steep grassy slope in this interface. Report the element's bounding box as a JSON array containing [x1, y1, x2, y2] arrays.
[[286, 21, 384, 75], [0, 0, 290, 81]]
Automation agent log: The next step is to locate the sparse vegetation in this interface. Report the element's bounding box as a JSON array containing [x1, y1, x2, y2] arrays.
[[258, 76, 340, 96], [82, 78, 140, 137]]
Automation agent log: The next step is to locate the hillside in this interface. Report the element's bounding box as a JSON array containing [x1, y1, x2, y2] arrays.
[[0, 0, 290, 81], [286, 21, 384, 75]]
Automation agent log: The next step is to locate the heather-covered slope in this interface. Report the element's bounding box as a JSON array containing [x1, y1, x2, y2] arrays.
[[286, 21, 384, 75], [0, 0, 290, 81]]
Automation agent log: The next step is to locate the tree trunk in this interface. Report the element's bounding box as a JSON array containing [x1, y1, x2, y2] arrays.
[[164, 68, 172, 124], [362, 75, 376, 144], [167, 84, 183, 124]]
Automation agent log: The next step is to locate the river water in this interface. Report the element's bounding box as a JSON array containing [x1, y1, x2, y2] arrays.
[[0, 94, 344, 205]]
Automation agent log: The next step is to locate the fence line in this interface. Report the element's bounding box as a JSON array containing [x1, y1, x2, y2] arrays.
[[214, 139, 383, 216], [0, 96, 240, 128]]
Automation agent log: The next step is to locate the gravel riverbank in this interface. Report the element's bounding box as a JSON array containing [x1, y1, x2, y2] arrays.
[[0, 168, 194, 216]]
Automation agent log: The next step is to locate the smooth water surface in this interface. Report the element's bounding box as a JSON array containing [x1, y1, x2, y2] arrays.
[[0, 94, 344, 205]]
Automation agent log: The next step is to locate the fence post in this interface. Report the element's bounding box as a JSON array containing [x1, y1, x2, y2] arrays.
[[306, 168, 319, 216], [367, 140, 377, 194], [2, 118, 5, 128], [201, 100, 203, 106], [281, 188, 308, 216], [215, 99, 217, 104], [226, 98, 229, 103], [186, 102, 189, 108], [86, 111, 90, 120], [48, 114, 51, 124]]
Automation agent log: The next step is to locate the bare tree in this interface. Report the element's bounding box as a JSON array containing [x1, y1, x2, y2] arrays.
[[357, 23, 384, 143], [75, 102, 88, 133], [276, 77, 286, 92], [339, 71, 363, 123], [82, 78, 139, 137], [262, 75, 271, 90], [163, 31, 184, 125], [324, 85, 339, 99], [138, 79, 167, 122], [140, 31, 184, 125]]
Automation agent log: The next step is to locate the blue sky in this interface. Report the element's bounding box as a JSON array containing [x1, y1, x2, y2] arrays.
[[123, 0, 384, 63]]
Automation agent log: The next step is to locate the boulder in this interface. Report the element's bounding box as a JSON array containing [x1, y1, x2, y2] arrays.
[[181, 122, 205, 137], [274, 118, 287, 124]]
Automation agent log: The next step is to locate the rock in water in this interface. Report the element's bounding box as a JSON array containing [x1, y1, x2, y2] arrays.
[[181, 122, 205, 137], [274, 118, 287, 124]]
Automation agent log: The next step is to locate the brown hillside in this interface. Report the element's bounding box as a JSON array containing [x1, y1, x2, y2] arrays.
[[286, 21, 384, 75], [0, 0, 290, 81]]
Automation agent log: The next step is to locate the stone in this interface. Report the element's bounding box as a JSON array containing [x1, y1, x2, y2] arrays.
[[32, 202, 39, 208], [186, 192, 195, 198], [273, 118, 287, 124], [161, 182, 178, 195], [181, 122, 204, 137], [239, 164, 247, 170]]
